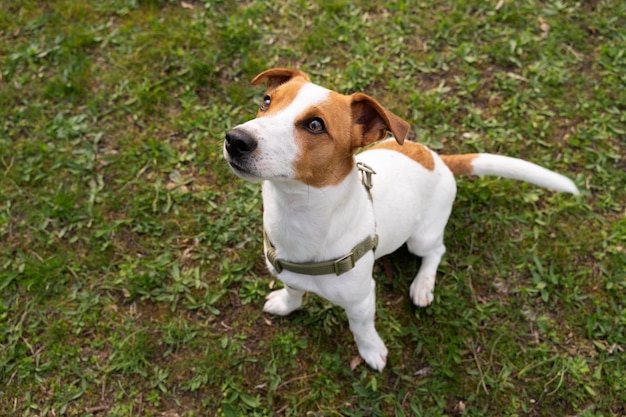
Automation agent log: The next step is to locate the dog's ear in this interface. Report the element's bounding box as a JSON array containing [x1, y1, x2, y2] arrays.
[[251, 68, 310, 92], [350, 93, 410, 148]]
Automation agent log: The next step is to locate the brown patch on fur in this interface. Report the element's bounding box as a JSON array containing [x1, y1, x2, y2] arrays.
[[372, 140, 436, 171], [291, 91, 412, 188], [439, 154, 479, 175], [293, 92, 355, 188], [255, 79, 310, 118], [292, 90, 413, 188]]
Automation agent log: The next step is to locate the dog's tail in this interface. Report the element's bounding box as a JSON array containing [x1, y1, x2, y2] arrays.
[[440, 154, 580, 195]]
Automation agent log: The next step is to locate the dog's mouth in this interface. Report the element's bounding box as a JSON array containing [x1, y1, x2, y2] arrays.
[[227, 160, 263, 181], [228, 159, 250, 175]]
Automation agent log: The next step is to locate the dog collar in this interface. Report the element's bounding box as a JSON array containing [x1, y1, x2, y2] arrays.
[[264, 232, 378, 276]]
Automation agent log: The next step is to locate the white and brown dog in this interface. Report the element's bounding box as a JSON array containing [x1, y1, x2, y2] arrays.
[[224, 68, 579, 371]]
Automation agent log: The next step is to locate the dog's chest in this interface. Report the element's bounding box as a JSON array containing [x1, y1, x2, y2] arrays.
[[262, 173, 375, 263]]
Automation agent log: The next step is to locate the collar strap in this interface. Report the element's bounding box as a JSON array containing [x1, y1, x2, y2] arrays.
[[264, 231, 378, 276]]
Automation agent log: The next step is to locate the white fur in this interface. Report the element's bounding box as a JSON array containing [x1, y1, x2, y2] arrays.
[[471, 154, 579, 195]]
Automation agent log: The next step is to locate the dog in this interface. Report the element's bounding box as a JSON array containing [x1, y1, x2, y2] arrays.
[[223, 68, 579, 371]]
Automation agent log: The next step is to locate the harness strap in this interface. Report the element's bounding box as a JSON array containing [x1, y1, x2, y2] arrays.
[[264, 162, 378, 276], [264, 232, 378, 276]]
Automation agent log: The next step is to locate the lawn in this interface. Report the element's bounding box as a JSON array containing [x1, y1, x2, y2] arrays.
[[1, 0, 625, 415]]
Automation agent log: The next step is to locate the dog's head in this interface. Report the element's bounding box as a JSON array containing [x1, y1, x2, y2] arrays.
[[224, 68, 410, 187]]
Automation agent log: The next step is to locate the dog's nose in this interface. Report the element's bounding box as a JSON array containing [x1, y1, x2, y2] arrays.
[[225, 129, 257, 159]]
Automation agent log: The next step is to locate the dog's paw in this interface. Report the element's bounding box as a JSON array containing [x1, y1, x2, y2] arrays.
[[358, 340, 388, 372], [263, 288, 302, 316], [410, 279, 434, 307]]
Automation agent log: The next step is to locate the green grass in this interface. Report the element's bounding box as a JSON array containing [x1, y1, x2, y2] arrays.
[[1, 0, 625, 415]]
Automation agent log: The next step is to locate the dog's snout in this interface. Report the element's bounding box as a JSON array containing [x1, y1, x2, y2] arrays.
[[225, 129, 258, 159]]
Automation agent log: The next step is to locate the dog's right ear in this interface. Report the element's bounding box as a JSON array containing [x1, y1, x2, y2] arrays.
[[251, 68, 310, 92]]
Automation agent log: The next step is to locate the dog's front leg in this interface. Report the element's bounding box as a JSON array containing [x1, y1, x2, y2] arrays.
[[343, 279, 388, 372], [263, 285, 305, 316]]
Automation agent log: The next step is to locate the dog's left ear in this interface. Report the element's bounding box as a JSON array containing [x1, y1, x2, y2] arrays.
[[350, 93, 410, 148], [251, 68, 311, 92]]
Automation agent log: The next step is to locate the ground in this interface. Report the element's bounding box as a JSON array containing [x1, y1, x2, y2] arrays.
[[1, 0, 625, 416]]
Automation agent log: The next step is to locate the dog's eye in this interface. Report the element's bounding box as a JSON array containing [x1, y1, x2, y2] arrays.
[[304, 117, 326, 134], [260, 95, 271, 111]]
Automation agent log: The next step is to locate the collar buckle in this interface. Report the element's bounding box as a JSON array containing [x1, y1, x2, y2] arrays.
[[333, 252, 356, 275], [356, 162, 376, 190]]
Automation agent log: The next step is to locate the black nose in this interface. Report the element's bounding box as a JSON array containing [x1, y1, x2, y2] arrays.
[[225, 129, 258, 159]]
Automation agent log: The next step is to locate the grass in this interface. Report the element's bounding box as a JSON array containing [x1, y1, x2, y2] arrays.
[[1, 0, 625, 415]]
